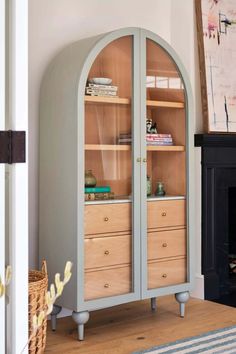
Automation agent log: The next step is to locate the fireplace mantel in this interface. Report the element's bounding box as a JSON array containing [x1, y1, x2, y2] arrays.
[[195, 134, 236, 148], [195, 133, 236, 301]]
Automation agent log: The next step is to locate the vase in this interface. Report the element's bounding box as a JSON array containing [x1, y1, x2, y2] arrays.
[[85, 170, 97, 187], [155, 181, 165, 196], [147, 176, 152, 196]]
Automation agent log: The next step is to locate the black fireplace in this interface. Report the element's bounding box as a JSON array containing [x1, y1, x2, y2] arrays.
[[195, 134, 236, 306]]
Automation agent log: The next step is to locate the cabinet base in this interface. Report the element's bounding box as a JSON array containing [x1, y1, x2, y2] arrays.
[[72, 310, 90, 341], [175, 291, 190, 317], [51, 305, 62, 331]]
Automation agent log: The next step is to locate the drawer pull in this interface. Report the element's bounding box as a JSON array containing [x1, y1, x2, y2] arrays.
[[162, 274, 167, 278], [104, 250, 110, 255], [161, 212, 167, 217], [104, 283, 110, 288], [104, 217, 109, 222], [162, 243, 167, 248]]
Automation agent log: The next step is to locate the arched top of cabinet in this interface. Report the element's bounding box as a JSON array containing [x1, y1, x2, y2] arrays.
[[40, 27, 192, 106]]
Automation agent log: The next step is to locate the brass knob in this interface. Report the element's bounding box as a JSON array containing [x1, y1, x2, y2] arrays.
[[162, 243, 167, 248], [162, 274, 167, 278], [162, 212, 167, 217], [136, 157, 141, 162], [104, 217, 109, 222], [104, 283, 110, 288], [104, 250, 110, 255], [143, 158, 147, 163]]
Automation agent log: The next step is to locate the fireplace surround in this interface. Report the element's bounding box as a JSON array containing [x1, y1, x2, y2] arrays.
[[195, 134, 236, 304]]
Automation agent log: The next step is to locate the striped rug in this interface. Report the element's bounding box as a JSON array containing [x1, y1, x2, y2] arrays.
[[133, 325, 236, 354]]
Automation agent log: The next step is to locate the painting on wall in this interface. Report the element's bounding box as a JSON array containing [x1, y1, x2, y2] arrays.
[[196, 0, 236, 132]]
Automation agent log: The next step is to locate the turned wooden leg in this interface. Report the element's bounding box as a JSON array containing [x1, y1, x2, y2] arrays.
[[175, 291, 190, 318], [72, 311, 90, 341], [151, 297, 157, 311], [51, 305, 62, 331]]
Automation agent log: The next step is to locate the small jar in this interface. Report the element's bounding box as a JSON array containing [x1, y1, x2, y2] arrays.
[[147, 176, 152, 197], [155, 181, 165, 196], [85, 170, 97, 187]]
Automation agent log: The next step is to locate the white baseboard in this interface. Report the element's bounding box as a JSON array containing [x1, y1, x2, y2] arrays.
[[190, 273, 204, 299]]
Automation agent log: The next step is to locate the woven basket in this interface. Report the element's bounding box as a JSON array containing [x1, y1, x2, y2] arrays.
[[29, 260, 48, 353]]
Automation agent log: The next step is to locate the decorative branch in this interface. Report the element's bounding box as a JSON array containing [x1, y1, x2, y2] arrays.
[[0, 265, 12, 297]]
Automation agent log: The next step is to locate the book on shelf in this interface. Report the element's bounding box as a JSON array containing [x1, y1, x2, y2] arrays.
[[146, 141, 173, 146], [85, 192, 115, 201], [88, 83, 118, 91], [85, 186, 111, 193], [146, 137, 173, 142], [146, 133, 172, 138], [85, 89, 118, 97]]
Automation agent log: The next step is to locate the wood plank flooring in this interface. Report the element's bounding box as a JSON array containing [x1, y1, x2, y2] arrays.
[[45, 296, 236, 354]]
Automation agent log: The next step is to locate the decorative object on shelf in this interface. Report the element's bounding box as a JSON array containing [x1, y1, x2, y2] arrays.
[[85, 170, 97, 187], [89, 77, 112, 85], [196, 0, 236, 132], [117, 132, 132, 144], [146, 118, 157, 134], [155, 182, 166, 197], [146, 133, 173, 146], [147, 175, 152, 196]]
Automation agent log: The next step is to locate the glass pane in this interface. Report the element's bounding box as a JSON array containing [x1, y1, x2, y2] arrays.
[[146, 39, 187, 290], [84, 36, 133, 300]]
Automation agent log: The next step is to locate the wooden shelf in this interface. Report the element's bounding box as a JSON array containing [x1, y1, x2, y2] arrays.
[[85, 96, 184, 108], [84, 96, 130, 105], [85, 144, 130, 151], [147, 145, 185, 152], [146, 100, 184, 109], [85, 144, 185, 152]]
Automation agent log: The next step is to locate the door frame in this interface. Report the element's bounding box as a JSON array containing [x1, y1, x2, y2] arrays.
[[6, 1, 28, 353], [0, 0, 6, 352]]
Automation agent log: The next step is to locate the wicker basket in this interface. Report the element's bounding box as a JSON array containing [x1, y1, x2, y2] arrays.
[[29, 260, 48, 353]]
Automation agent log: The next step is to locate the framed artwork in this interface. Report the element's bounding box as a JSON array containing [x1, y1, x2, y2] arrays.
[[196, 0, 236, 133]]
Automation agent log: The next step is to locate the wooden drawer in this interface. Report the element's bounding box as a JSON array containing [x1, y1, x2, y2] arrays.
[[148, 200, 185, 229], [85, 235, 131, 269], [84, 203, 131, 235], [148, 228, 186, 260], [148, 258, 186, 289], [85, 265, 131, 300]]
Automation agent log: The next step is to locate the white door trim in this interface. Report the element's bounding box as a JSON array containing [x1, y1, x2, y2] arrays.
[[8, 0, 28, 353], [0, 0, 6, 352]]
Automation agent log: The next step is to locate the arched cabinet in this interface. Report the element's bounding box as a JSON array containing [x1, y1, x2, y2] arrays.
[[39, 27, 194, 340]]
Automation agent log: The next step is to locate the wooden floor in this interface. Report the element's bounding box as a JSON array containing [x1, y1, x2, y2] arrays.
[[45, 296, 236, 354]]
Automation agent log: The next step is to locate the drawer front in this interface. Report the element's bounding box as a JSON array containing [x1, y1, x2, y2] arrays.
[[148, 229, 186, 260], [148, 258, 186, 289], [85, 235, 131, 269], [85, 203, 131, 235], [148, 200, 185, 229], [85, 266, 131, 300]]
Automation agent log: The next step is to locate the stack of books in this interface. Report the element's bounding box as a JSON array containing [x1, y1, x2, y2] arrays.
[[85, 83, 118, 97], [85, 186, 114, 201], [117, 133, 132, 145], [146, 134, 173, 146]]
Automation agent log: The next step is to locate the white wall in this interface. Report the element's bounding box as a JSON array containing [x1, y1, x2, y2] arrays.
[[29, 0, 204, 297]]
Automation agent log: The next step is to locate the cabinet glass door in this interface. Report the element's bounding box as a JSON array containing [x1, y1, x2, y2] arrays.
[[146, 39, 187, 290], [84, 36, 134, 301]]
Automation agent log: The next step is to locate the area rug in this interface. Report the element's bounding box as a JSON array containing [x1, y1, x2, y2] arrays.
[[133, 325, 236, 354]]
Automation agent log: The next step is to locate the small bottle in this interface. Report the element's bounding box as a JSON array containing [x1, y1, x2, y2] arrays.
[[147, 176, 152, 197], [155, 181, 165, 196]]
